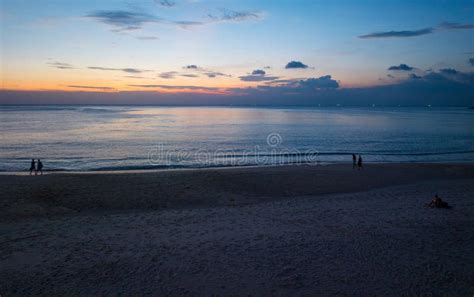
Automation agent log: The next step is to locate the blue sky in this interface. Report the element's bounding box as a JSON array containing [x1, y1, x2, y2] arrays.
[[0, 0, 473, 105]]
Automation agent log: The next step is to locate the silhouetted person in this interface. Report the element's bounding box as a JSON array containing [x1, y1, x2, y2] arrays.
[[29, 159, 36, 175], [352, 154, 357, 169], [37, 159, 43, 175], [357, 155, 363, 170], [428, 194, 449, 208]]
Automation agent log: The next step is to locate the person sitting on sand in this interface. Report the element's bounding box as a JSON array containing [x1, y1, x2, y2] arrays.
[[428, 194, 449, 208], [37, 159, 43, 175], [357, 155, 363, 170], [29, 159, 36, 175]]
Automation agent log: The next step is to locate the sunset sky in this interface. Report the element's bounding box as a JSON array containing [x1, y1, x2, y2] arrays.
[[1, 0, 473, 105]]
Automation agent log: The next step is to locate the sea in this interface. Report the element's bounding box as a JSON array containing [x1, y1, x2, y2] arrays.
[[1, 105, 474, 171]]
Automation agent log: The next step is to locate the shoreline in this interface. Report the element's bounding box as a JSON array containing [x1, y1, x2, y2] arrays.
[[2, 160, 474, 176]]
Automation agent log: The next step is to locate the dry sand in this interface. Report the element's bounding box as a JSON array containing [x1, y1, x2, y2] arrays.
[[1, 163, 473, 296]]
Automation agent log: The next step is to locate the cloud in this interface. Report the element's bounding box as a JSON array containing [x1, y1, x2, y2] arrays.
[[439, 22, 474, 30], [88, 66, 150, 74], [159, 71, 179, 79], [124, 75, 147, 79], [173, 21, 203, 28], [204, 71, 231, 78], [180, 74, 199, 78], [359, 22, 474, 39], [239, 69, 279, 82], [208, 9, 263, 23], [239, 75, 279, 82], [85, 10, 160, 31], [159, 67, 230, 79], [285, 61, 308, 69], [182, 65, 230, 77], [86, 7, 260, 33], [67, 85, 114, 90], [469, 58, 474, 67], [47, 62, 75, 69], [135, 36, 159, 40], [388, 64, 414, 71], [359, 28, 433, 39], [154, 0, 175, 7], [128, 84, 221, 92]]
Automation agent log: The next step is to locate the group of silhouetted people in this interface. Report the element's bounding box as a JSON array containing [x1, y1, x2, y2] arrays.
[[352, 154, 363, 170], [29, 159, 43, 175]]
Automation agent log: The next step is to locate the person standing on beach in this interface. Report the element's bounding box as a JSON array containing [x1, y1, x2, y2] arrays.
[[357, 155, 363, 170], [37, 159, 43, 175], [352, 154, 357, 169], [29, 159, 36, 175]]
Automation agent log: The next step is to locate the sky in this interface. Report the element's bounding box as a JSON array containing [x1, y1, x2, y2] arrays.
[[0, 0, 473, 105]]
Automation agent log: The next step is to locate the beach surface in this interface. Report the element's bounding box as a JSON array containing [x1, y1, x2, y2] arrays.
[[1, 164, 473, 295]]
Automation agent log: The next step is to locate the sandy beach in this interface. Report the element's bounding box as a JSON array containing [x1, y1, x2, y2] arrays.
[[1, 163, 474, 295]]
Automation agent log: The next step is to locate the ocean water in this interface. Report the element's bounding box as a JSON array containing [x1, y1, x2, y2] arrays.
[[1, 105, 474, 171]]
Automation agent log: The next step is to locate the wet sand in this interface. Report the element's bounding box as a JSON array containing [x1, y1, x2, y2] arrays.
[[1, 163, 473, 295]]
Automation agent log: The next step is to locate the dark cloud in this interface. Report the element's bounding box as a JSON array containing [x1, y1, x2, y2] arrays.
[[297, 76, 339, 89], [230, 70, 473, 106], [439, 68, 458, 75], [439, 22, 474, 30], [470, 58, 474, 67], [183, 65, 199, 69], [359, 28, 433, 39], [154, 0, 175, 7], [67, 85, 114, 90], [263, 66, 271, 69], [251, 69, 266, 75], [429, 69, 473, 85], [285, 61, 308, 69], [409, 74, 422, 79], [208, 9, 262, 22], [85, 10, 159, 31], [47, 62, 74, 69], [88, 66, 150, 74], [388, 64, 414, 71]]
